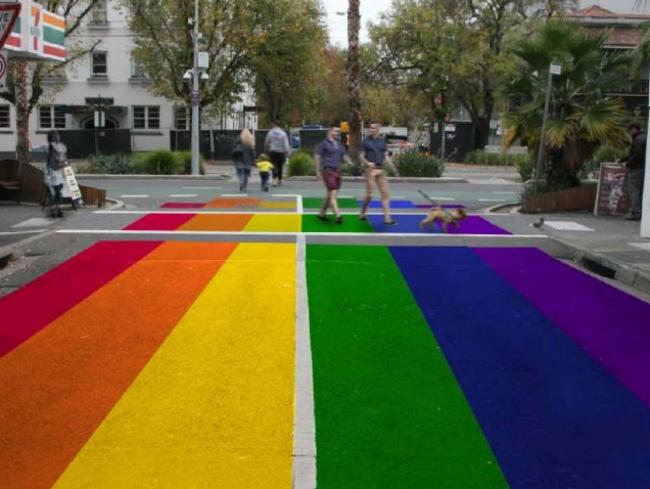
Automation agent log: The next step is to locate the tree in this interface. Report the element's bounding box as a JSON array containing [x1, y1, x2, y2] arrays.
[[1, 0, 103, 164], [249, 0, 327, 126], [124, 0, 256, 111], [302, 47, 349, 125], [503, 21, 629, 187], [347, 0, 362, 160]]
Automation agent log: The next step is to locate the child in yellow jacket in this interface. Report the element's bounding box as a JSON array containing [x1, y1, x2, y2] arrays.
[[256, 154, 274, 192]]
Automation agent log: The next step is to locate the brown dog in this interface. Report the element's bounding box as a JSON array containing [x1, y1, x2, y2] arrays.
[[420, 207, 467, 232]]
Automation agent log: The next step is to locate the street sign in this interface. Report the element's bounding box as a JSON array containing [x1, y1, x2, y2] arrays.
[[94, 110, 105, 128], [0, 2, 20, 50], [198, 51, 209, 69], [340, 121, 350, 133], [550, 62, 562, 76], [0, 49, 7, 91]]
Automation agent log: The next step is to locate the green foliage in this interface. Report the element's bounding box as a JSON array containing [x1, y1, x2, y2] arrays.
[[517, 155, 535, 182], [173, 151, 207, 175], [288, 151, 316, 176], [504, 20, 630, 187], [581, 145, 628, 179], [340, 163, 364, 177], [132, 151, 177, 175], [85, 154, 135, 174], [395, 150, 445, 177]]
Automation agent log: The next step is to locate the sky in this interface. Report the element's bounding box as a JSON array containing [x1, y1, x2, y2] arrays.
[[322, 0, 648, 47]]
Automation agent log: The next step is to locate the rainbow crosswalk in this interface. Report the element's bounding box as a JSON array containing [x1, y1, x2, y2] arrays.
[[1, 241, 650, 488]]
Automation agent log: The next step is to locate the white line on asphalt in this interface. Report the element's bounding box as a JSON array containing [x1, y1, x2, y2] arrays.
[[182, 186, 222, 190], [273, 194, 301, 198], [339, 195, 355, 199], [120, 194, 150, 198], [221, 194, 248, 198], [94, 210, 514, 217], [293, 235, 317, 488], [0, 229, 49, 236], [169, 194, 199, 198], [56, 230, 548, 239], [630, 242, 650, 251], [426, 197, 456, 201], [297, 195, 304, 214]]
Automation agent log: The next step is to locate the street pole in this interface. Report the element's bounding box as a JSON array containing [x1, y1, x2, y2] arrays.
[[535, 67, 554, 186], [642, 70, 650, 237], [190, 0, 200, 176]]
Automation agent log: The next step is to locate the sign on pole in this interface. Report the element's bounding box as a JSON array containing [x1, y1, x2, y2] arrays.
[[0, 49, 8, 91], [0, 2, 20, 50]]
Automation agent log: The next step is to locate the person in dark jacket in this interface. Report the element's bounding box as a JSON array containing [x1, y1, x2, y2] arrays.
[[623, 123, 646, 221], [232, 128, 256, 192]]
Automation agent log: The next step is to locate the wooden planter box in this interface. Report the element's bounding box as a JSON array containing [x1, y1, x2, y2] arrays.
[[521, 183, 597, 214]]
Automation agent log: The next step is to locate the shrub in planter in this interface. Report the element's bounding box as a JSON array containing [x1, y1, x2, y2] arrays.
[[132, 150, 178, 175], [85, 154, 134, 174], [288, 151, 315, 176], [340, 162, 364, 176], [173, 151, 206, 175], [581, 145, 627, 179], [515, 154, 533, 182], [395, 150, 444, 177]]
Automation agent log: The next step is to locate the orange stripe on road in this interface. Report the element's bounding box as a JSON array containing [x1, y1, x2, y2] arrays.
[[205, 197, 262, 209], [0, 242, 236, 489], [179, 214, 253, 232]]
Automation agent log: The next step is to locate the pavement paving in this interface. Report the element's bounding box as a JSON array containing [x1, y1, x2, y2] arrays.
[[1, 178, 650, 488]]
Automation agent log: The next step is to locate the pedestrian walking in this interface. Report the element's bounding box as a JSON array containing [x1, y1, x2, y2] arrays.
[[44, 130, 67, 218], [315, 126, 352, 224], [264, 121, 290, 187], [232, 128, 256, 192], [623, 122, 646, 221], [256, 154, 274, 192], [359, 123, 399, 225]]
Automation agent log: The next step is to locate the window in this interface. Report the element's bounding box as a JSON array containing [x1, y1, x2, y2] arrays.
[[90, 0, 108, 24], [131, 57, 146, 79], [91, 51, 108, 78], [174, 106, 189, 130], [0, 105, 10, 128], [39, 105, 66, 129], [133, 106, 160, 130]]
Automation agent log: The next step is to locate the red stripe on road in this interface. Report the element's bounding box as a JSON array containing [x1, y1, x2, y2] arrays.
[[0, 241, 161, 357], [124, 213, 195, 231]]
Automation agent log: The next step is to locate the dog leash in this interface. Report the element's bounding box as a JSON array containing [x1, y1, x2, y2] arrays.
[[417, 189, 439, 207]]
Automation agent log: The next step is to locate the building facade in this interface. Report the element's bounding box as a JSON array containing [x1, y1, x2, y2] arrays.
[[0, 0, 257, 158]]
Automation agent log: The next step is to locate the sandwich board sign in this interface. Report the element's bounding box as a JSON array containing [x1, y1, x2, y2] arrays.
[[63, 165, 83, 206], [594, 163, 629, 217]]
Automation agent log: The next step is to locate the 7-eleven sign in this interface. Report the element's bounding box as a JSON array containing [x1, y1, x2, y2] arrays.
[[0, 3, 21, 50]]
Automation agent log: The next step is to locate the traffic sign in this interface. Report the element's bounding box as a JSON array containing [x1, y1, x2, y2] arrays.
[[0, 49, 7, 91], [0, 3, 20, 51]]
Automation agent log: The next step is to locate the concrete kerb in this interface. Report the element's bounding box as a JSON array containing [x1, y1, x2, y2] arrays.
[[552, 236, 650, 296], [76, 174, 233, 180]]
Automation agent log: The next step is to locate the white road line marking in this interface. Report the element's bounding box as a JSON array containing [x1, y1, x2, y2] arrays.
[[297, 195, 304, 214], [221, 194, 249, 198], [169, 194, 199, 198], [544, 221, 595, 232], [426, 197, 456, 201], [293, 235, 317, 488], [273, 194, 301, 198], [11, 218, 55, 228], [120, 194, 149, 198], [56, 229, 548, 239], [630, 242, 650, 251], [0, 229, 49, 236], [93, 210, 514, 217], [182, 186, 222, 190]]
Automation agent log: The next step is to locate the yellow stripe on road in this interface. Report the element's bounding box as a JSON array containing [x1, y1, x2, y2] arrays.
[[243, 214, 301, 232], [54, 243, 297, 489]]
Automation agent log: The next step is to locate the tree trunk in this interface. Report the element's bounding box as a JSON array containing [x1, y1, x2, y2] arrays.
[[473, 116, 491, 151], [14, 61, 31, 164], [347, 0, 362, 162]]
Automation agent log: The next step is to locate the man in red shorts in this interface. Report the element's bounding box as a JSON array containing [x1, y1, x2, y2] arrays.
[[315, 126, 352, 224]]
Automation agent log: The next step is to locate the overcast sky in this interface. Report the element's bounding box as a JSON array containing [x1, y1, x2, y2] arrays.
[[322, 0, 649, 46]]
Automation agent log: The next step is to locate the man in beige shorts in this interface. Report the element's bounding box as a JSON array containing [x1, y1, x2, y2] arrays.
[[360, 123, 399, 225]]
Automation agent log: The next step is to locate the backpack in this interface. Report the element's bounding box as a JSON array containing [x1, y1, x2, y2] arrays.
[[49, 142, 67, 170]]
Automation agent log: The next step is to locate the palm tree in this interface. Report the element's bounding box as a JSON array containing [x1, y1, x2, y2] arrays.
[[504, 20, 629, 187], [347, 0, 362, 161]]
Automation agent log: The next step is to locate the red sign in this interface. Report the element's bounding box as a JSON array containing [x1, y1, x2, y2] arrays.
[[0, 3, 21, 51]]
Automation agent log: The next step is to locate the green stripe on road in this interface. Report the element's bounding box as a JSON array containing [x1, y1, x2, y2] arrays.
[[302, 197, 359, 209], [306, 245, 509, 489], [302, 214, 373, 233]]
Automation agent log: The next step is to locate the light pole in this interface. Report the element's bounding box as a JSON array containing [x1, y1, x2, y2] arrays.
[[190, 0, 200, 176]]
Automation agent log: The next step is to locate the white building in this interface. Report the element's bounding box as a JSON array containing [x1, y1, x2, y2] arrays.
[[0, 0, 257, 158]]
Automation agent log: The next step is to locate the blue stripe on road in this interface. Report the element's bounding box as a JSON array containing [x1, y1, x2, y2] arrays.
[[390, 246, 650, 489]]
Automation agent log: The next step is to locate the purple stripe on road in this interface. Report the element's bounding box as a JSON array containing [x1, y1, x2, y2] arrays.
[[474, 247, 650, 408]]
